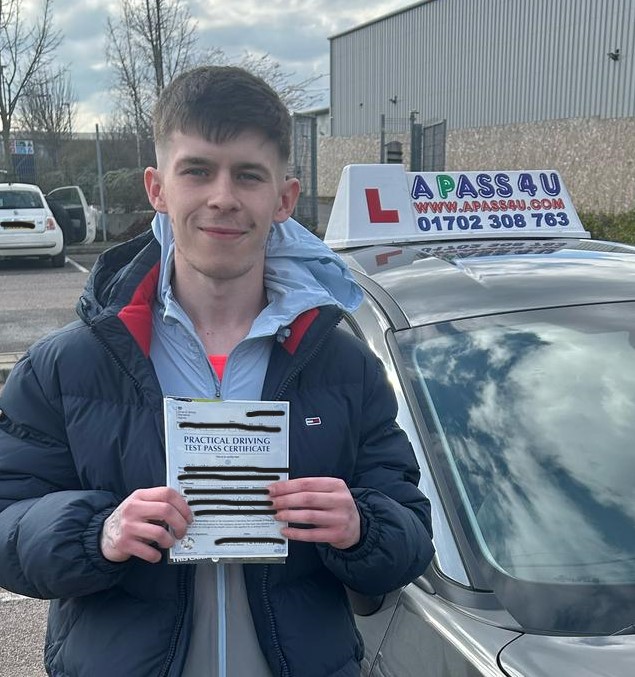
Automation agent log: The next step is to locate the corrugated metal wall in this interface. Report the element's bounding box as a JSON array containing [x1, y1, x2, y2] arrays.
[[330, 0, 635, 136]]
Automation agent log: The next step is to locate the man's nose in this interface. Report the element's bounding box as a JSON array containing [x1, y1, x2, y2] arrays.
[[207, 173, 240, 210]]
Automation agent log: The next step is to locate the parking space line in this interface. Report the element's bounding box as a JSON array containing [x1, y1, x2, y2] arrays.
[[66, 257, 90, 274]]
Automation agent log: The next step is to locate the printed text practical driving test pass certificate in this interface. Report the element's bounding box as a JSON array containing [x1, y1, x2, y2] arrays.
[[164, 397, 289, 564]]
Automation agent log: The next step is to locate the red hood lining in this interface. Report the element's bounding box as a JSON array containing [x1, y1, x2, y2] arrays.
[[117, 262, 160, 357]]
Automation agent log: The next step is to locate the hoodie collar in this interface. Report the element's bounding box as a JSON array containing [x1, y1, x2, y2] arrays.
[[151, 212, 362, 335]]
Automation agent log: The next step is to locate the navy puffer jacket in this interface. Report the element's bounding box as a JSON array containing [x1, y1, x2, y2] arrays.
[[0, 231, 434, 677]]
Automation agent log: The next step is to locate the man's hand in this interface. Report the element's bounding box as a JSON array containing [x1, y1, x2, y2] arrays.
[[268, 477, 360, 550], [100, 487, 193, 564]]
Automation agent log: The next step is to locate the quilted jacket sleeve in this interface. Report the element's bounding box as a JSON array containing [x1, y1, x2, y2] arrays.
[[317, 355, 435, 595], [0, 355, 129, 599]]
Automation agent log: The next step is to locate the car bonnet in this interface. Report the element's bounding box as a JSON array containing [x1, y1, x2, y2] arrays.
[[499, 632, 635, 677]]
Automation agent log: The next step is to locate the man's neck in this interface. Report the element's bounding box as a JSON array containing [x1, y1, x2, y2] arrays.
[[172, 264, 267, 356]]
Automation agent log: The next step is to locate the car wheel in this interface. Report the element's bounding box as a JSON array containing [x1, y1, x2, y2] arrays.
[[51, 246, 66, 268]]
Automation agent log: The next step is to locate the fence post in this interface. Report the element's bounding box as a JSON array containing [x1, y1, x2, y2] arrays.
[[410, 110, 422, 171], [380, 114, 386, 163]]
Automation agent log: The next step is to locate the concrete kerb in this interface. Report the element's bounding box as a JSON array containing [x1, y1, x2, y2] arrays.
[[67, 241, 116, 256]]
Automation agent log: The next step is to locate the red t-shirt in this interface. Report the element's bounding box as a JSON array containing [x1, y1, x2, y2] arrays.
[[208, 355, 227, 381]]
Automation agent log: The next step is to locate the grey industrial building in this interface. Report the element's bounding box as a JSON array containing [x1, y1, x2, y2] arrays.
[[318, 0, 634, 213]]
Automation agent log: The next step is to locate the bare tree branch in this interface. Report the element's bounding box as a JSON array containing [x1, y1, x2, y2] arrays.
[[237, 52, 325, 112], [106, 0, 196, 163], [105, 0, 325, 162], [16, 66, 76, 165], [0, 0, 63, 174]]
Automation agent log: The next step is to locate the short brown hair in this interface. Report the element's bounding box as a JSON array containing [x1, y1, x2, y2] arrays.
[[153, 66, 292, 162]]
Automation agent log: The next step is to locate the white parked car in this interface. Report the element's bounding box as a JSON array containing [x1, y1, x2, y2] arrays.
[[0, 182, 65, 267]]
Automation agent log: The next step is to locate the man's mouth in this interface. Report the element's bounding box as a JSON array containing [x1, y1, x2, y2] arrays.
[[199, 226, 246, 239]]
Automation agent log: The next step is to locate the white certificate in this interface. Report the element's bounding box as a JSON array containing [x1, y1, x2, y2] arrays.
[[164, 397, 289, 564]]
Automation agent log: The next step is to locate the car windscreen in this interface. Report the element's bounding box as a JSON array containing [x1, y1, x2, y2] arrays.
[[395, 302, 635, 633], [0, 190, 44, 210]]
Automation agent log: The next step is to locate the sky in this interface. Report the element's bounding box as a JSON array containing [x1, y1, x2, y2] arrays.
[[25, 0, 418, 133]]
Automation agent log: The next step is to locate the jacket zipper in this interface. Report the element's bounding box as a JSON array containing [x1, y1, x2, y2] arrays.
[[89, 325, 145, 396], [261, 565, 290, 677], [261, 313, 342, 677], [158, 566, 190, 677]]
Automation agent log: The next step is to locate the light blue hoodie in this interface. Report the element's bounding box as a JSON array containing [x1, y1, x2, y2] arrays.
[[150, 212, 362, 400], [149, 212, 363, 677]]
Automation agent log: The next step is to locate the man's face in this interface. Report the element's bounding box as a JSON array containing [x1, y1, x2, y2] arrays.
[[144, 130, 299, 283]]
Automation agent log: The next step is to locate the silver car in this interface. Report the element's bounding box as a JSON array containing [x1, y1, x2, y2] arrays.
[[326, 165, 635, 676]]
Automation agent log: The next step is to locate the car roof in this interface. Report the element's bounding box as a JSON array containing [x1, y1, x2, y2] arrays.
[[341, 238, 635, 327], [0, 182, 43, 193]]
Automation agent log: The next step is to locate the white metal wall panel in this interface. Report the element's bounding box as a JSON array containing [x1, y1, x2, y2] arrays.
[[330, 0, 635, 136]]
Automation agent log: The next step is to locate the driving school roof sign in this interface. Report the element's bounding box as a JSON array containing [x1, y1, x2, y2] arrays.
[[324, 165, 589, 250]]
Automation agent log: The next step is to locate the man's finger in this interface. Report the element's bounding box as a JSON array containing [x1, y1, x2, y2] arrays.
[[123, 499, 192, 534], [133, 523, 177, 549], [270, 491, 340, 511], [283, 522, 360, 549], [126, 541, 163, 564], [129, 487, 194, 523], [268, 477, 343, 497], [274, 509, 339, 526]]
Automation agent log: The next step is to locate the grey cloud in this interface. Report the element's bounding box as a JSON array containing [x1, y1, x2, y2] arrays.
[[195, 22, 327, 64]]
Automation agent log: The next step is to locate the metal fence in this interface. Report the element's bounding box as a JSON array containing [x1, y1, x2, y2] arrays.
[[421, 119, 446, 171], [290, 114, 318, 231], [380, 114, 446, 171]]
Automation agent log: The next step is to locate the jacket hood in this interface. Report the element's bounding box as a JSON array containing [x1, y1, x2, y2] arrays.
[[151, 212, 363, 329]]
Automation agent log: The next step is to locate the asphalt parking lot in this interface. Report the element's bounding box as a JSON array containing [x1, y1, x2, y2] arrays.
[[0, 590, 48, 677]]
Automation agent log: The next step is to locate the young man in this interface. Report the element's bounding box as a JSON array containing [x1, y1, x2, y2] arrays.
[[0, 67, 434, 676]]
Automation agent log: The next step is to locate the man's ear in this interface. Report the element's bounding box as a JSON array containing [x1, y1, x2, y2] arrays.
[[144, 167, 168, 213], [274, 177, 301, 223]]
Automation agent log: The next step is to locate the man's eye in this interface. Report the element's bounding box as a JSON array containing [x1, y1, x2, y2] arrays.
[[183, 167, 208, 177], [238, 172, 264, 182]]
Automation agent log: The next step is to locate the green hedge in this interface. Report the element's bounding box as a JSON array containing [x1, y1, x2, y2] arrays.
[[94, 168, 150, 212], [580, 211, 635, 245]]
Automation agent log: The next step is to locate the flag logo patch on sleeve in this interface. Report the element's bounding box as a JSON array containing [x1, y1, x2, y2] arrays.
[[305, 417, 322, 426]]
